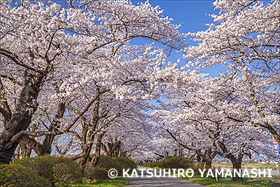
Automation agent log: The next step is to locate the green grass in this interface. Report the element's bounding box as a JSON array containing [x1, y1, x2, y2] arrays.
[[181, 175, 279, 187], [70, 178, 128, 187], [212, 162, 279, 170]]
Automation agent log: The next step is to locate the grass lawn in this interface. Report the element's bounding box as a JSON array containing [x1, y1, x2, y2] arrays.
[[181, 175, 280, 187], [213, 162, 279, 170], [70, 178, 128, 187]]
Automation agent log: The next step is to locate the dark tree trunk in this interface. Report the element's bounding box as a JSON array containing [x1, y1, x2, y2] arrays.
[[80, 146, 92, 179], [228, 153, 243, 181], [111, 141, 121, 157], [205, 159, 212, 169], [196, 154, 202, 162], [0, 64, 47, 164], [230, 158, 242, 181], [203, 149, 217, 169], [0, 112, 32, 164], [178, 149, 183, 157], [215, 140, 244, 181], [80, 101, 101, 177]]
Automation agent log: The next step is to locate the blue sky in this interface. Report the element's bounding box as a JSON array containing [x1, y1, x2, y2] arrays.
[[131, 0, 223, 76], [133, 0, 217, 33]]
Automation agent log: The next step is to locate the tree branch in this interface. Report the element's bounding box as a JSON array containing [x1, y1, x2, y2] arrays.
[[0, 48, 44, 74], [65, 89, 109, 132]]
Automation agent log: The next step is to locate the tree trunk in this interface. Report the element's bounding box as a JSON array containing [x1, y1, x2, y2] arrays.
[[80, 146, 92, 179], [205, 158, 212, 169], [21, 135, 47, 156], [19, 142, 32, 158], [80, 130, 101, 178], [0, 112, 32, 164], [203, 149, 216, 169], [229, 156, 243, 181], [0, 67, 46, 164], [179, 149, 183, 157], [92, 133, 105, 167], [196, 151, 202, 162]]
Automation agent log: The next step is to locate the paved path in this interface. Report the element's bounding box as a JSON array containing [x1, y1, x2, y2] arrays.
[[125, 167, 203, 187], [126, 177, 203, 187]]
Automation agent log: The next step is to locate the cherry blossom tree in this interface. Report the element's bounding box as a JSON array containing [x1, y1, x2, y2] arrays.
[[0, 0, 184, 164], [151, 66, 277, 180], [184, 0, 280, 143]]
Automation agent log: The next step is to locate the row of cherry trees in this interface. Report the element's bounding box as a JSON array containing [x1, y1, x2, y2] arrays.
[[0, 0, 279, 181], [147, 0, 280, 181], [0, 0, 183, 167]]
